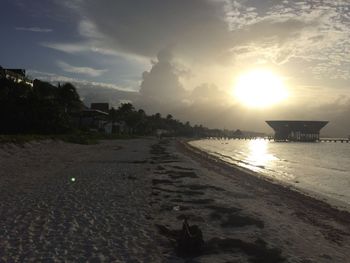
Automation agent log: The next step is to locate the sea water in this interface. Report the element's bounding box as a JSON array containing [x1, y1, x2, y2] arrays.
[[189, 139, 350, 210]]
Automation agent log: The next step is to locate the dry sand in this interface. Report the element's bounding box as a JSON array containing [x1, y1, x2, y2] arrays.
[[0, 138, 349, 262], [0, 139, 163, 262]]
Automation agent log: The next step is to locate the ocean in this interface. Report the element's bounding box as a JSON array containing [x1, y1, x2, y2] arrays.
[[189, 139, 350, 211]]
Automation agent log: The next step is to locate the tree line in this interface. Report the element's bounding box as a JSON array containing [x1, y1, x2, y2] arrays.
[[107, 103, 242, 137], [0, 78, 241, 137], [0, 78, 82, 134]]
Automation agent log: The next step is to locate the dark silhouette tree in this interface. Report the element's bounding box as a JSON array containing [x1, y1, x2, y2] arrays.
[[0, 79, 83, 134], [109, 107, 118, 122], [118, 103, 134, 115], [57, 83, 82, 113], [0, 77, 242, 138]]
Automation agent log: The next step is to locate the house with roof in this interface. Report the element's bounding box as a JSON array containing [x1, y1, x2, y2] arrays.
[[0, 66, 33, 86]]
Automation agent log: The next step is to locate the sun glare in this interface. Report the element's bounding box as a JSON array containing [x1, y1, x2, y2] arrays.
[[234, 69, 288, 108]]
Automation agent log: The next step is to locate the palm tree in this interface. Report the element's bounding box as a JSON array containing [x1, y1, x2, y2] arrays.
[[118, 103, 134, 115], [155, 112, 161, 119], [58, 83, 82, 113]]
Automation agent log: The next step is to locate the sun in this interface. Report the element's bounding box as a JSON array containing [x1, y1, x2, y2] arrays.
[[233, 69, 288, 108]]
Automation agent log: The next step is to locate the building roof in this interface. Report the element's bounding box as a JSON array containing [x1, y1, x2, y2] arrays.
[[266, 120, 328, 133], [6, 69, 26, 76], [91, 103, 109, 113], [81, 109, 109, 116]]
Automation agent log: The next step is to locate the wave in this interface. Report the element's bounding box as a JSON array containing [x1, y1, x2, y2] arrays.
[[190, 139, 350, 209]]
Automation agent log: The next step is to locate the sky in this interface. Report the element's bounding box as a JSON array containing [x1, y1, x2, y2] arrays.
[[1, 0, 350, 136]]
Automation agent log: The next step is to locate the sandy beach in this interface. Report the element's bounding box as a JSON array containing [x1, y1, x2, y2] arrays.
[[0, 138, 349, 262]]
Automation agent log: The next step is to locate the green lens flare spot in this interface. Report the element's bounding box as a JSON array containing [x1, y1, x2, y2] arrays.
[[71, 177, 76, 182]]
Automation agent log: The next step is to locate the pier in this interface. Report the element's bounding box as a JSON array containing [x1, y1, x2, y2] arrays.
[[319, 138, 350, 143], [203, 120, 349, 143], [206, 137, 350, 143]]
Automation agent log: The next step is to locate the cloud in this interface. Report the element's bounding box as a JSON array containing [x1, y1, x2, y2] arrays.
[[41, 41, 149, 64], [190, 83, 231, 106], [57, 61, 107, 77], [139, 49, 188, 104], [61, 0, 350, 80], [48, 0, 350, 135], [42, 42, 89, 53], [28, 70, 135, 91], [74, 85, 139, 109], [310, 96, 350, 137], [226, 0, 350, 76], [27, 70, 139, 108], [15, 26, 53, 33], [41, 41, 119, 57], [64, 0, 231, 61]]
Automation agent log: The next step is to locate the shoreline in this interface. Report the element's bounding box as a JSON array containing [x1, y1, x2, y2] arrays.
[[1, 138, 349, 262], [178, 139, 350, 226], [150, 138, 350, 262]]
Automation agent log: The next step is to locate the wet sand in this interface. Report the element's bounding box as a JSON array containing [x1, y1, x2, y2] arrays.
[[0, 138, 349, 262]]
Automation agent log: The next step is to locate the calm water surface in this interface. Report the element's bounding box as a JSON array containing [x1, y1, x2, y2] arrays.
[[190, 139, 350, 210]]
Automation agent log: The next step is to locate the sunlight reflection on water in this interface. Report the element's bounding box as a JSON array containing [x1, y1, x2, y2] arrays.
[[246, 139, 278, 169], [189, 138, 350, 210]]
